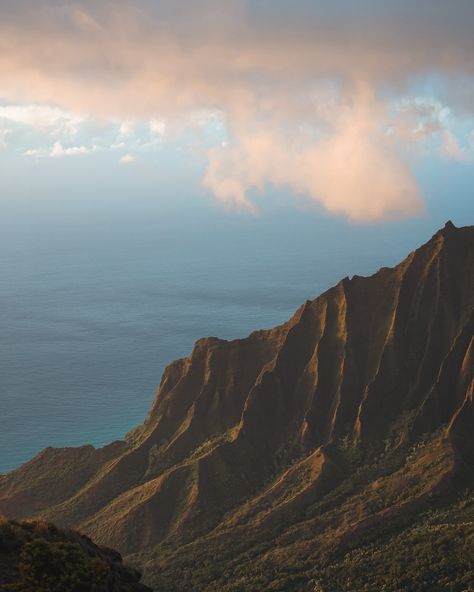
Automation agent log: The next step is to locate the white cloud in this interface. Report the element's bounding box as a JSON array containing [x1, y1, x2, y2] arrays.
[[50, 141, 89, 157], [0, 105, 84, 136], [149, 119, 166, 135], [23, 147, 42, 157], [120, 153, 137, 164], [119, 121, 135, 137], [0, 128, 9, 148]]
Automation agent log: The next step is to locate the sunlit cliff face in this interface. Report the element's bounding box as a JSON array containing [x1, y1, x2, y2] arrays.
[[1, 0, 474, 221]]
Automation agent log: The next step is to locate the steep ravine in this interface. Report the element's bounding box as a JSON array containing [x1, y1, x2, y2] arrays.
[[1, 222, 473, 591]]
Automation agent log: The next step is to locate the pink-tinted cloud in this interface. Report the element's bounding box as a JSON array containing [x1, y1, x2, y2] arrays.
[[0, 1, 472, 220], [204, 87, 423, 220]]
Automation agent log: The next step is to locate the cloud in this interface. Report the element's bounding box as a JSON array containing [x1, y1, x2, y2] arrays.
[[23, 142, 91, 158], [0, 1, 473, 220], [149, 119, 166, 135], [50, 141, 89, 157], [23, 147, 41, 157], [17, 117, 163, 160], [392, 99, 446, 143], [120, 153, 137, 164], [0, 104, 83, 135], [440, 130, 467, 162], [118, 121, 135, 138], [204, 87, 423, 220], [0, 128, 10, 148], [2, 1, 473, 117]]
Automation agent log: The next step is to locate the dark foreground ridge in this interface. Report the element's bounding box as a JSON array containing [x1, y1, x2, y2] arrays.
[[1, 222, 473, 591], [0, 516, 151, 591]]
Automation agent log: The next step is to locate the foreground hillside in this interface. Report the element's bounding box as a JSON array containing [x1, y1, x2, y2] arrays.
[[0, 221, 473, 591], [0, 516, 151, 591]]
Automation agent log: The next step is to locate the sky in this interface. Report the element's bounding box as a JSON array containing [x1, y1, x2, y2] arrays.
[[0, 1, 473, 223]]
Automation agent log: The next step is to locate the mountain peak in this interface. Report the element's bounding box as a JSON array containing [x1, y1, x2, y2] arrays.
[[436, 219, 458, 239], [0, 224, 472, 591]]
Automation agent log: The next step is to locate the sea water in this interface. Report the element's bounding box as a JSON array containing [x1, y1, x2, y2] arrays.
[[0, 186, 471, 472]]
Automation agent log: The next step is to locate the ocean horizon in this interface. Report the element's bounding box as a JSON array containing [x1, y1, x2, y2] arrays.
[[1, 190, 471, 473]]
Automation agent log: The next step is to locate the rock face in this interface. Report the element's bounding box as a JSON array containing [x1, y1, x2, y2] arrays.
[[0, 222, 473, 591]]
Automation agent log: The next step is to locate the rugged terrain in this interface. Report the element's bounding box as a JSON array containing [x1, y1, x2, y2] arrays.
[[1, 221, 473, 591], [0, 515, 151, 591]]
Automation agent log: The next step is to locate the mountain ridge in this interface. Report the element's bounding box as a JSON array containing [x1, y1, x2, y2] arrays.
[[1, 221, 473, 591]]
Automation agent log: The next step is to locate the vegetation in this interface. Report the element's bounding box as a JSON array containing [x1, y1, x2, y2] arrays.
[[315, 495, 474, 592], [0, 517, 151, 592], [1, 224, 472, 591], [144, 493, 474, 591]]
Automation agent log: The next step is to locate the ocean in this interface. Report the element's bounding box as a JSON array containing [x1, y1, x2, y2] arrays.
[[0, 189, 471, 473]]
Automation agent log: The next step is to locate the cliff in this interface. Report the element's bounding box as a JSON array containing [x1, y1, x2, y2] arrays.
[[0, 221, 473, 591]]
